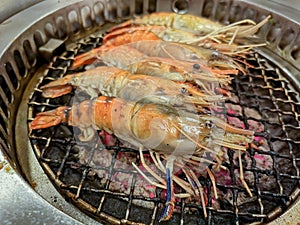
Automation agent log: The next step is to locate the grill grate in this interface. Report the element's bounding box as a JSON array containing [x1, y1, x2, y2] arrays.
[[28, 33, 300, 225]]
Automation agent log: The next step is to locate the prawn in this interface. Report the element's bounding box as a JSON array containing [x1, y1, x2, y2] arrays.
[[98, 45, 234, 95], [123, 40, 246, 73], [40, 66, 223, 108], [72, 27, 246, 70], [111, 12, 270, 43], [104, 25, 266, 54], [100, 44, 238, 78], [110, 12, 223, 34], [72, 40, 245, 75], [30, 95, 254, 221]]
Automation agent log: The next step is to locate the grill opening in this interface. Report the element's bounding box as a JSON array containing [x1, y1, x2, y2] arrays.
[[27, 27, 300, 224], [172, 0, 189, 14]]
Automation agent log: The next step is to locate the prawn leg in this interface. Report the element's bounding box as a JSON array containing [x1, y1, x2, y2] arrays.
[[207, 167, 218, 200], [131, 163, 166, 190], [159, 156, 176, 222], [183, 168, 207, 218], [134, 151, 188, 221], [155, 153, 194, 195], [238, 150, 252, 197], [137, 147, 166, 186]]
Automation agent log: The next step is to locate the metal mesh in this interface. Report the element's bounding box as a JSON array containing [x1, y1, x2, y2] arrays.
[[28, 33, 300, 225]]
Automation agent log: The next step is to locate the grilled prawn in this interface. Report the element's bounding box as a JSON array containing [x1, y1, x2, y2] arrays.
[[124, 40, 245, 72], [97, 45, 234, 91], [30, 95, 254, 221], [30, 95, 253, 151], [40, 66, 222, 108], [91, 45, 234, 96], [104, 25, 266, 54], [72, 29, 247, 70], [111, 12, 270, 43], [73, 39, 245, 75]]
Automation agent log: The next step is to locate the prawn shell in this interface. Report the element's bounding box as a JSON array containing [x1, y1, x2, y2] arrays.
[[103, 29, 161, 48], [110, 12, 222, 35], [31, 95, 254, 154]]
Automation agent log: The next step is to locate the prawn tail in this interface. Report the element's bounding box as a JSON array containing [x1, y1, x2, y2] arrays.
[[40, 75, 75, 98], [72, 51, 98, 69], [42, 85, 73, 98], [30, 106, 69, 130]]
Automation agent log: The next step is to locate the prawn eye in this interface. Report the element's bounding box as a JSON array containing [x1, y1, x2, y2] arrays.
[[205, 120, 214, 128], [64, 108, 71, 119], [181, 87, 187, 94], [193, 63, 200, 70], [212, 51, 219, 59]]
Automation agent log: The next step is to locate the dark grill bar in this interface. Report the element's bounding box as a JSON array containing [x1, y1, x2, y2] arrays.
[[28, 33, 300, 225]]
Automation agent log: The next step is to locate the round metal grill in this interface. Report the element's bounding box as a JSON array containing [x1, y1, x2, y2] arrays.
[[27, 31, 300, 225]]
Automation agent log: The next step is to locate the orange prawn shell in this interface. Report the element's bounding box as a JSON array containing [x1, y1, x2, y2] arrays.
[[93, 96, 179, 151], [93, 96, 118, 134], [93, 96, 145, 148], [93, 96, 199, 154], [103, 29, 161, 48], [130, 103, 205, 155], [132, 104, 180, 150]]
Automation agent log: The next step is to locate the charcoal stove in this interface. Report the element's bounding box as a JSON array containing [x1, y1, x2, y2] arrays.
[[0, 0, 299, 224]]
